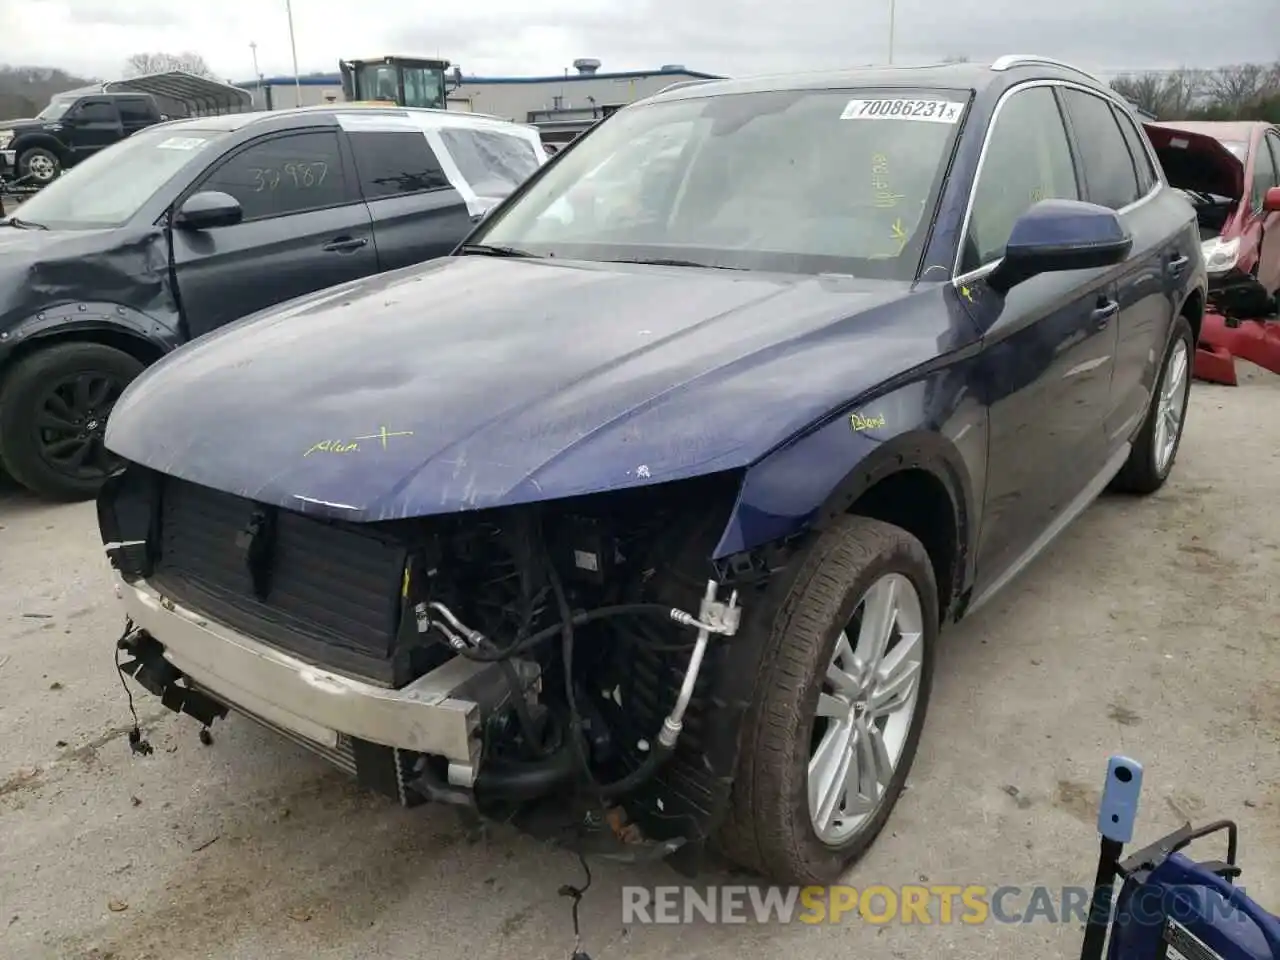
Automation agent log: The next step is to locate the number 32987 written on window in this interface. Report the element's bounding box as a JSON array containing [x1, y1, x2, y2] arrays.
[[248, 161, 329, 192]]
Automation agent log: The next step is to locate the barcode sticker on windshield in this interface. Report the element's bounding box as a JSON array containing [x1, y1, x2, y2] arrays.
[[156, 136, 206, 150], [840, 99, 965, 123]]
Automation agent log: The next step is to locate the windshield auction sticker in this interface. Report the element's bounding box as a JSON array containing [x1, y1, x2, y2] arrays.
[[840, 99, 964, 123], [156, 137, 208, 150]]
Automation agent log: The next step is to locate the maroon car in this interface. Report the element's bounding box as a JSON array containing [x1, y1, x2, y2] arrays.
[[1145, 120, 1280, 318]]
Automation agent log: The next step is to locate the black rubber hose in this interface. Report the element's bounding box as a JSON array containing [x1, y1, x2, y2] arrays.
[[452, 603, 679, 662], [473, 738, 579, 802]]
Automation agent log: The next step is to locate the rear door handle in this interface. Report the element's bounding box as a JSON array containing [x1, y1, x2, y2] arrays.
[[322, 236, 368, 253], [1167, 254, 1190, 277], [1092, 299, 1119, 329]]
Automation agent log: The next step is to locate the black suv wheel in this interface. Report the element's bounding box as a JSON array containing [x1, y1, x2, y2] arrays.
[[0, 342, 144, 500]]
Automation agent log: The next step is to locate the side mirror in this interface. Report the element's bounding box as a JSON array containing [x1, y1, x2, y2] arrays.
[[1264, 186, 1280, 213], [174, 190, 242, 230], [988, 199, 1133, 294]]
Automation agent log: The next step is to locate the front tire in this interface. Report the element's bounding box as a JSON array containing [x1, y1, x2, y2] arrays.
[[1111, 315, 1193, 495], [17, 147, 61, 185], [0, 342, 144, 500], [717, 515, 938, 884]]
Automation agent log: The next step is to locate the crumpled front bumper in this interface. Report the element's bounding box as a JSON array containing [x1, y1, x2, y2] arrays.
[[115, 574, 499, 770]]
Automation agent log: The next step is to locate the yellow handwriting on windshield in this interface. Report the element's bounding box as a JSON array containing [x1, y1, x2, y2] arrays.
[[850, 413, 888, 431], [871, 153, 905, 208]]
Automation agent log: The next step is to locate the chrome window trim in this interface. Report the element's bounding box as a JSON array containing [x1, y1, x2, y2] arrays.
[[951, 78, 1165, 287]]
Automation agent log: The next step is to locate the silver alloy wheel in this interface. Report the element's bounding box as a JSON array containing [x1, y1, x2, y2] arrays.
[[808, 572, 924, 845], [26, 153, 56, 182], [1153, 338, 1190, 476]]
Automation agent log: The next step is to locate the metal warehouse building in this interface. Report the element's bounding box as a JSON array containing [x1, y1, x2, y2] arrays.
[[237, 59, 721, 132]]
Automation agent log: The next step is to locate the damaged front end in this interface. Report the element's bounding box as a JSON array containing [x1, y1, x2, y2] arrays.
[[99, 465, 775, 868]]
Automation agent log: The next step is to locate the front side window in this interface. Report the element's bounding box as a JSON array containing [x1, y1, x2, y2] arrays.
[[196, 130, 349, 221], [74, 100, 119, 123], [1061, 88, 1141, 210], [963, 86, 1079, 272], [438, 127, 539, 197], [347, 130, 449, 198], [473, 86, 971, 279], [1250, 132, 1277, 212], [10, 125, 227, 229]]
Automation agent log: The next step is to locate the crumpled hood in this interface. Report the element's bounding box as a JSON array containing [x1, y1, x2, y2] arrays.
[[106, 255, 940, 521]]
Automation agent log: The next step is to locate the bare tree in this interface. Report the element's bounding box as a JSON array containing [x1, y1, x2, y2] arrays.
[[124, 52, 214, 79], [1205, 63, 1270, 111], [1109, 73, 1167, 116], [1160, 68, 1209, 118]]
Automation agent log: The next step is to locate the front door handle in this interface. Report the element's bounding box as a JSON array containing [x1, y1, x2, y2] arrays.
[[1092, 299, 1119, 329], [322, 236, 368, 253], [1167, 253, 1190, 278]]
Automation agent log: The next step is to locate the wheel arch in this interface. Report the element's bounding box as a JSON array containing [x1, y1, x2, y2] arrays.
[[1178, 285, 1205, 346], [712, 424, 979, 623], [13, 134, 67, 161], [0, 308, 173, 391]]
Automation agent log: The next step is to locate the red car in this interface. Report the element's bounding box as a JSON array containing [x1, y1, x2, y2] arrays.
[[1144, 120, 1280, 318]]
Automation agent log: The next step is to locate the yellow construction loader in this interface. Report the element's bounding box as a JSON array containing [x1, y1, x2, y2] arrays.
[[337, 55, 460, 109]]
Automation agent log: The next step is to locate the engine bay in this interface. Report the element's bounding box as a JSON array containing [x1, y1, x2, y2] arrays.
[[102, 467, 771, 863]]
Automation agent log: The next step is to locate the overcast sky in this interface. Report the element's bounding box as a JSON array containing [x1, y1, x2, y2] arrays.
[[4, 0, 1276, 82]]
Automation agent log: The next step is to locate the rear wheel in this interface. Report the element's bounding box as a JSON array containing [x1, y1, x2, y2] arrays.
[[0, 342, 144, 500], [1111, 315, 1193, 495], [717, 515, 938, 884], [17, 147, 61, 185]]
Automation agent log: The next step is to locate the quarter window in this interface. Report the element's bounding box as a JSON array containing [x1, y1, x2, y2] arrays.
[[963, 86, 1079, 272], [347, 130, 450, 199], [1060, 89, 1141, 210], [197, 130, 349, 221]]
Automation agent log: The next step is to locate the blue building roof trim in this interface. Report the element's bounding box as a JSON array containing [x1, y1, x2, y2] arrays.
[[238, 67, 722, 88]]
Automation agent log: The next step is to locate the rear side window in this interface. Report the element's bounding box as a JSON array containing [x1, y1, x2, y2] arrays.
[[347, 130, 450, 199], [197, 130, 349, 222], [1060, 89, 1141, 210], [964, 85, 1079, 272], [117, 99, 154, 124], [1251, 133, 1278, 212], [438, 128, 539, 196], [1112, 104, 1158, 194]]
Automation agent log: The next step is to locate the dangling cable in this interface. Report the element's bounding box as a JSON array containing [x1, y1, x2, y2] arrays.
[[113, 617, 153, 756], [557, 852, 594, 959]]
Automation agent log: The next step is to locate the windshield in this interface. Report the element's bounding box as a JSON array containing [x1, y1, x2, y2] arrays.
[[36, 99, 72, 121], [1218, 139, 1249, 161], [12, 125, 226, 230], [473, 86, 971, 278]]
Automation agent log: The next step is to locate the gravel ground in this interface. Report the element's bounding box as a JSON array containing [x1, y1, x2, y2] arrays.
[[2, 366, 1278, 960]]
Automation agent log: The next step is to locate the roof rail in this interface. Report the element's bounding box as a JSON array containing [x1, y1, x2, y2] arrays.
[[656, 78, 716, 95], [990, 55, 1104, 85]]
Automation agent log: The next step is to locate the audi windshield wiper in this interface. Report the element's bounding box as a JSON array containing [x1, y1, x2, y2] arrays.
[[605, 257, 744, 270], [456, 243, 538, 258], [0, 216, 47, 230]]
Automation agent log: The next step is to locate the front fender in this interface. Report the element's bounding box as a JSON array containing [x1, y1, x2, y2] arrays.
[[10, 133, 65, 159], [711, 359, 988, 592]]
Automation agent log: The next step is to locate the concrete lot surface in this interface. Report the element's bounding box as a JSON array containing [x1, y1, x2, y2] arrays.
[[2, 367, 1278, 960]]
